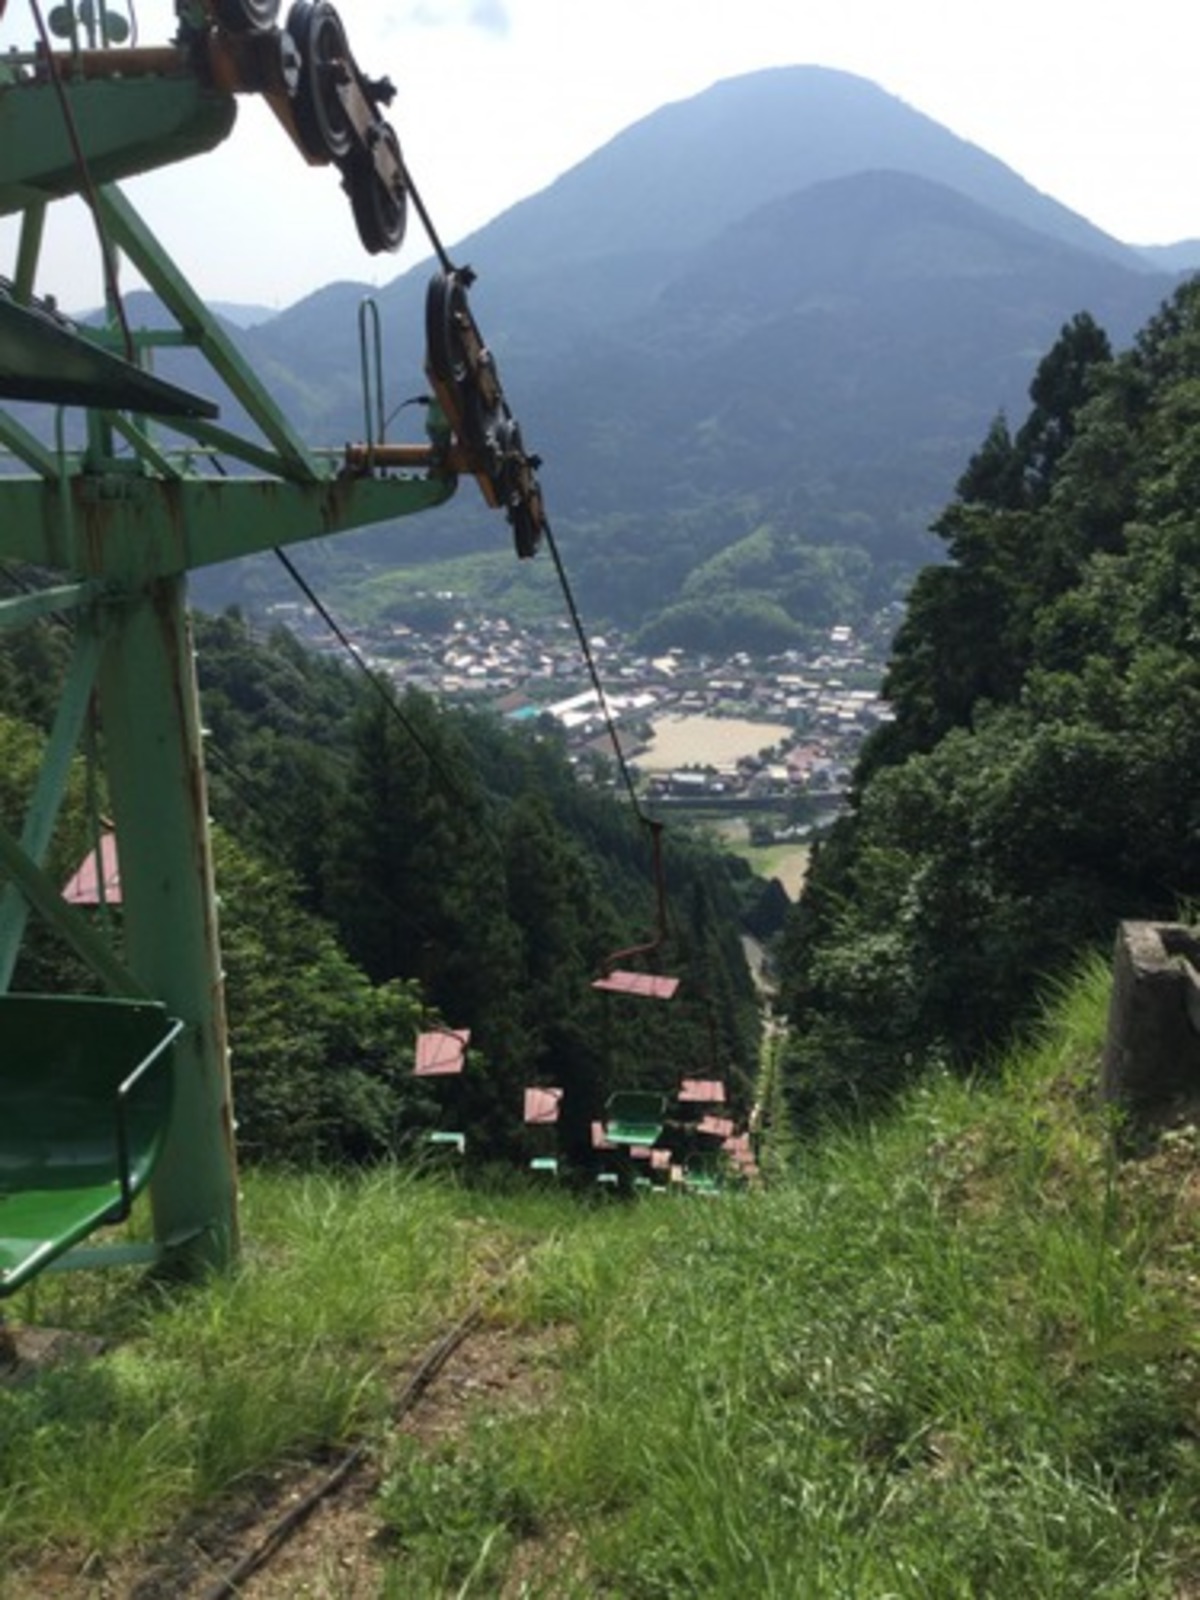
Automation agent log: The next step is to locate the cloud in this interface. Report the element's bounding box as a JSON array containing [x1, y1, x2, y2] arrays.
[[469, 0, 510, 33], [404, 0, 511, 32]]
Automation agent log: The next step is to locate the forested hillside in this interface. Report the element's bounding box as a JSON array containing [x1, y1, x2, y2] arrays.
[[0, 608, 761, 1169], [778, 278, 1200, 1119]]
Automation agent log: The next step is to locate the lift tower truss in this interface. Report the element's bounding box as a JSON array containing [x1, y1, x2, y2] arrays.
[[0, 0, 493, 1284]]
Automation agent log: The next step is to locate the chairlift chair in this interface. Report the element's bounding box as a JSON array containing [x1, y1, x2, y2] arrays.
[[61, 832, 122, 907], [677, 1077, 726, 1107], [696, 1114, 736, 1141], [413, 1026, 470, 1076], [524, 1085, 563, 1177], [592, 818, 679, 1001], [426, 1130, 465, 1156], [683, 1152, 724, 1197], [603, 1089, 667, 1147], [413, 1026, 470, 1157], [523, 1086, 563, 1125], [0, 995, 182, 1296]]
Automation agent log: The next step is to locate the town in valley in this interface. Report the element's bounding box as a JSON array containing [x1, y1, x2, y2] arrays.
[[267, 599, 901, 853]]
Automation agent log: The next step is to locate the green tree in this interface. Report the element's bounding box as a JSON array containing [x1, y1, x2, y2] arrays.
[[215, 829, 428, 1165], [870, 315, 1117, 771], [780, 279, 1200, 1116]]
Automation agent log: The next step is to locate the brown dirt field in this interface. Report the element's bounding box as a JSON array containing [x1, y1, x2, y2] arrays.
[[638, 714, 791, 772]]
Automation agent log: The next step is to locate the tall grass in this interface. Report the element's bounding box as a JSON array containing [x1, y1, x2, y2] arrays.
[[376, 958, 1199, 1597], [2, 955, 1197, 1596], [0, 1168, 483, 1565]]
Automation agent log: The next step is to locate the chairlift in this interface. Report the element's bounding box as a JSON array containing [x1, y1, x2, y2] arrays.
[[603, 1089, 667, 1147], [724, 1131, 760, 1182], [524, 1085, 563, 1177], [591, 818, 679, 1001], [696, 1113, 736, 1141], [677, 1077, 726, 1107], [413, 1026, 470, 1157], [684, 1171, 722, 1198], [523, 1086, 563, 1125], [426, 1130, 465, 1156], [413, 1026, 470, 1076], [0, 996, 182, 1296], [62, 832, 122, 907]]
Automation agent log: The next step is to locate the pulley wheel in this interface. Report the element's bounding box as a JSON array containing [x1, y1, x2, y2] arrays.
[[346, 124, 408, 254], [287, 0, 355, 164], [493, 415, 546, 559], [212, 0, 282, 32], [507, 494, 544, 561], [425, 269, 472, 394], [425, 270, 490, 456]]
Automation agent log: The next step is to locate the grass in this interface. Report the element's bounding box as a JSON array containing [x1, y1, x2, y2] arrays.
[[2, 955, 1198, 1595], [0, 1169, 489, 1566], [705, 819, 811, 896]]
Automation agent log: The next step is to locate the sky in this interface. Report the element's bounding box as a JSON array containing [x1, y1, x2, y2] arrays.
[[3, 0, 1200, 313]]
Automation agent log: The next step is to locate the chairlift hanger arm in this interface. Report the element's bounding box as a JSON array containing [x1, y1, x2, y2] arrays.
[[597, 818, 672, 976]]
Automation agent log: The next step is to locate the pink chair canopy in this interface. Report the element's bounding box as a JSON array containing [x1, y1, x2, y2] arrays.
[[62, 832, 121, 906], [413, 1028, 471, 1076], [697, 1115, 735, 1139], [678, 1078, 726, 1104], [591, 970, 680, 1000], [523, 1086, 564, 1124]]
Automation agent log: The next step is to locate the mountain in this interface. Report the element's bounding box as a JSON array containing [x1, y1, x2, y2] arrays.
[[459, 65, 1150, 309], [1138, 240, 1200, 273], [247, 64, 1159, 382], [179, 67, 1179, 642], [209, 301, 280, 329]]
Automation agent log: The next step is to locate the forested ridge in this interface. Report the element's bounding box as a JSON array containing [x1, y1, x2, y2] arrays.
[[0, 606, 761, 1170], [778, 277, 1200, 1118]]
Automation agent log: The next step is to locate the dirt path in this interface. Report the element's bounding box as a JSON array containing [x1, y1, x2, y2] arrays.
[[2, 1309, 573, 1600]]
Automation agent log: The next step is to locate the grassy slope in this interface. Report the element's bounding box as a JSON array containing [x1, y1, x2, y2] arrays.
[[1, 956, 1197, 1597]]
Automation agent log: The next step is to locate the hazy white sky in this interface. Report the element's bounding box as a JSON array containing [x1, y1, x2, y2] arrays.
[[3, 0, 1199, 311]]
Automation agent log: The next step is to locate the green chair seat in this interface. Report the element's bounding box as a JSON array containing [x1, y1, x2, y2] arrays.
[[0, 995, 180, 1296], [604, 1091, 666, 1147]]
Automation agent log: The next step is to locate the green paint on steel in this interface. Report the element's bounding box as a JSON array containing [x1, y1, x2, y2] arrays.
[[0, 55, 463, 1288], [0, 619, 105, 989], [0, 73, 236, 212], [95, 577, 240, 1274], [0, 821, 144, 998], [0, 580, 104, 631], [603, 1091, 668, 1147], [0, 995, 181, 1296]]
